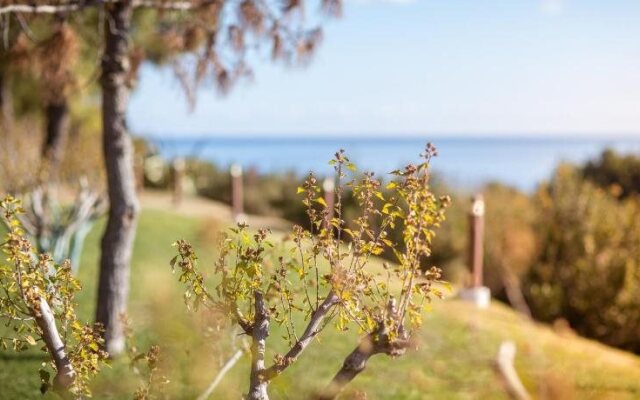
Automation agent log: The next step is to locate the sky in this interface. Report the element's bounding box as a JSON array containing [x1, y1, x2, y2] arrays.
[[128, 0, 640, 137]]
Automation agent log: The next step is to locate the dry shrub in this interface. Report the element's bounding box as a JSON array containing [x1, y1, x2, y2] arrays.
[[0, 119, 42, 193], [37, 23, 79, 103], [0, 118, 104, 194]]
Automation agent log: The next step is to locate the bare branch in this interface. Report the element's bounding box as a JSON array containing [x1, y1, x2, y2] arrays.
[[197, 348, 245, 400], [263, 291, 339, 380]]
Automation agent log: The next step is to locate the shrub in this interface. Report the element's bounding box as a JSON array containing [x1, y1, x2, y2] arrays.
[[171, 145, 451, 399], [582, 149, 640, 198], [525, 165, 640, 352]]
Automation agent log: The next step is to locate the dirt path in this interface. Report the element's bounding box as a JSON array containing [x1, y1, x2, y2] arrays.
[[140, 189, 292, 231]]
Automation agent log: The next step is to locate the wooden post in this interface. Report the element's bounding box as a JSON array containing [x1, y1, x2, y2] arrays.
[[172, 157, 185, 207], [231, 164, 244, 222], [459, 193, 490, 308], [322, 177, 335, 229], [468, 193, 485, 288]]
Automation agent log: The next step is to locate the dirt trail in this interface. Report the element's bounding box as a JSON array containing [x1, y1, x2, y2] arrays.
[[140, 189, 292, 231]]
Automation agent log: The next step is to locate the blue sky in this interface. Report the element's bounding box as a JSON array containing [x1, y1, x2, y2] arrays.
[[129, 0, 640, 137]]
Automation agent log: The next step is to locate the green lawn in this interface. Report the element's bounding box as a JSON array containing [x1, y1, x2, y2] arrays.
[[2, 209, 640, 399]]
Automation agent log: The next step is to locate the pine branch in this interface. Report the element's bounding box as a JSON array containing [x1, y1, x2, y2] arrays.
[[0, 0, 213, 16]]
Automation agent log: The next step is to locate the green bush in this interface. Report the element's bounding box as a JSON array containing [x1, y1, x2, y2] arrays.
[[582, 149, 640, 198], [525, 165, 640, 352]]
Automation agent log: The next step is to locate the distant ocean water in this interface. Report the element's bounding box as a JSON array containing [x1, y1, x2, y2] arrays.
[[144, 136, 640, 191]]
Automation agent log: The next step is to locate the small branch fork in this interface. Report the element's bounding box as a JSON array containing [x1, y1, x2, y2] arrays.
[[244, 290, 340, 400]]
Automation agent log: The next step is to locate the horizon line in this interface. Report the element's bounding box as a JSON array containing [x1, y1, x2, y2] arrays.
[[138, 132, 640, 141]]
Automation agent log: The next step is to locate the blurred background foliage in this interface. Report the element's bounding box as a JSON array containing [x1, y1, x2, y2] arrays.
[[136, 145, 640, 354], [4, 105, 640, 355]]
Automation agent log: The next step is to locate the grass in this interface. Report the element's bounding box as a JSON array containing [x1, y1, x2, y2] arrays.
[[2, 208, 640, 399]]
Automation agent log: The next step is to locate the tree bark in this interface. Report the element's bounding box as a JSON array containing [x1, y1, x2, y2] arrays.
[[0, 70, 13, 129], [96, 0, 139, 357], [247, 291, 270, 400], [42, 100, 70, 177]]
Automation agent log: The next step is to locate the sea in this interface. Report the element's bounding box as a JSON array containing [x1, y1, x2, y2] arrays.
[[144, 135, 640, 192]]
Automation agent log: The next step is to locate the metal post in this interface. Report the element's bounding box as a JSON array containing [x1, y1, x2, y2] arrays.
[[230, 164, 244, 222], [469, 193, 485, 288]]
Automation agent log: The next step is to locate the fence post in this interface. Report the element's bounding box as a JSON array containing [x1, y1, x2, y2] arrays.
[[322, 177, 335, 229], [171, 157, 185, 207], [459, 193, 491, 308], [230, 164, 245, 223]]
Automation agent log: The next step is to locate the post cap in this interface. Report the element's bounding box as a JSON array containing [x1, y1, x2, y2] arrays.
[[471, 193, 485, 217], [230, 164, 243, 177], [322, 177, 335, 192]]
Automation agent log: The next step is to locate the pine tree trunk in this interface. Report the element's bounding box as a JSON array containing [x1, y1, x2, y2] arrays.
[[42, 100, 69, 177], [96, 1, 138, 357]]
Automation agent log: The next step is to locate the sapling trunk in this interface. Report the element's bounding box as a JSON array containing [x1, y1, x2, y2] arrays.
[[34, 296, 76, 391], [248, 291, 270, 400]]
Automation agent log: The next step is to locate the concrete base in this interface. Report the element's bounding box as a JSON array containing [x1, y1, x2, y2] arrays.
[[459, 286, 491, 309]]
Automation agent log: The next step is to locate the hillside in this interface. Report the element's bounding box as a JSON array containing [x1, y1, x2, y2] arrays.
[[1, 204, 640, 399]]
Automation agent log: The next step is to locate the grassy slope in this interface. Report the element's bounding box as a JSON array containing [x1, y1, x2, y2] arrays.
[[2, 209, 640, 399]]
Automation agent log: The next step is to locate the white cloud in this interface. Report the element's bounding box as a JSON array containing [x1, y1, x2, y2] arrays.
[[541, 0, 566, 15]]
